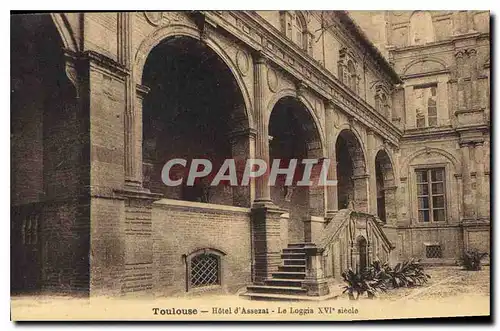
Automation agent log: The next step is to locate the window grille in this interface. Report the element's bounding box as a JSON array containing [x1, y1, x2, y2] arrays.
[[190, 254, 220, 288], [425, 244, 442, 258]]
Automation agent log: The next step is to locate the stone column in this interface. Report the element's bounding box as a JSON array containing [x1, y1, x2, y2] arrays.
[[252, 52, 273, 207], [324, 100, 338, 219], [250, 52, 283, 283], [460, 142, 475, 219], [474, 141, 487, 220], [469, 49, 479, 110], [117, 12, 142, 189], [352, 174, 369, 213], [229, 128, 256, 208], [384, 186, 398, 226], [367, 130, 377, 215], [132, 83, 150, 187]]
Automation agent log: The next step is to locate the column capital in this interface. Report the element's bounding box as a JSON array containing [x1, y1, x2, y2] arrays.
[[352, 174, 370, 180], [252, 50, 269, 65], [136, 84, 151, 99], [382, 185, 398, 192], [295, 80, 309, 98], [323, 97, 335, 110], [227, 127, 257, 140]]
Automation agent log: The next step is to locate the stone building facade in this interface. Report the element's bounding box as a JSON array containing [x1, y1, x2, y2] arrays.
[[11, 11, 490, 298], [350, 10, 491, 264]]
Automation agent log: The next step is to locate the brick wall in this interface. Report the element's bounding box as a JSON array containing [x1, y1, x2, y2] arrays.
[[151, 200, 252, 296], [11, 14, 91, 293]]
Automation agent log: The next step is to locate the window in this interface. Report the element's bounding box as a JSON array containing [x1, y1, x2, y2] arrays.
[[191, 253, 220, 288], [414, 85, 438, 128], [185, 248, 225, 291], [280, 11, 308, 51], [425, 244, 443, 258], [416, 168, 446, 222], [294, 16, 304, 48], [338, 49, 359, 93]]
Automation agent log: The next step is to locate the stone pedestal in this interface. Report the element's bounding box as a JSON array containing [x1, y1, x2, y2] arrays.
[[251, 205, 285, 284], [302, 244, 330, 296]]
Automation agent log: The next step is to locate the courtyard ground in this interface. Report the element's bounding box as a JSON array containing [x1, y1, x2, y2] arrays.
[[11, 266, 490, 321], [376, 265, 490, 302]]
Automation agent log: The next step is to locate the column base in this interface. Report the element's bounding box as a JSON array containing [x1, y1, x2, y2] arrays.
[[302, 278, 330, 297], [251, 203, 286, 284]]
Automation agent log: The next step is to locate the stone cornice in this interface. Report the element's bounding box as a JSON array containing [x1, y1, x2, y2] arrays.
[[83, 50, 130, 80], [402, 126, 458, 141], [401, 69, 451, 80], [402, 124, 490, 142], [205, 11, 403, 146], [387, 31, 490, 54]]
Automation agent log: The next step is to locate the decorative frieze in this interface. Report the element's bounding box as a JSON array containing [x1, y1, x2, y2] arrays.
[[204, 11, 402, 146]]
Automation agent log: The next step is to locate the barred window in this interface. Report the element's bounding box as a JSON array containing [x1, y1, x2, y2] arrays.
[[185, 248, 225, 291], [191, 254, 220, 288], [416, 168, 446, 222], [425, 244, 442, 258]]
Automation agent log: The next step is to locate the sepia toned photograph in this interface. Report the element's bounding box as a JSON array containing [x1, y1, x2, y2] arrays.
[[10, 10, 491, 321]]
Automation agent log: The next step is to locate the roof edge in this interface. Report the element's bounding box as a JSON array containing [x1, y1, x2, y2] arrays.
[[338, 11, 403, 84]]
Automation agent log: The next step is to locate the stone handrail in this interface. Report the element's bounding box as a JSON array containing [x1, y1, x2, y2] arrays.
[[317, 209, 352, 251]]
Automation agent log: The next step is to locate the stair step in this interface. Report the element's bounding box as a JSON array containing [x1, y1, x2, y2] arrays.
[[283, 259, 306, 266], [287, 242, 313, 248], [265, 278, 304, 287], [241, 292, 339, 302], [281, 253, 306, 259], [278, 265, 305, 273], [272, 271, 306, 279], [246, 285, 307, 295], [282, 248, 306, 254]]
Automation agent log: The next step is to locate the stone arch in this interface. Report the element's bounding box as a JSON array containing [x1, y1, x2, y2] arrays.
[[50, 13, 79, 52], [140, 32, 253, 207], [133, 23, 254, 129], [375, 149, 396, 224], [375, 149, 396, 185], [403, 57, 448, 75], [266, 88, 327, 158], [402, 147, 460, 173], [335, 128, 368, 212], [355, 235, 368, 272], [333, 126, 368, 172], [267, 93, 326, 244]]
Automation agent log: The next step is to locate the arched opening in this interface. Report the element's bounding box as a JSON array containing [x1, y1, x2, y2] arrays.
[[375, 150, 396, 224], [269, 96, 323, 243], [335, 130, 367, 212], [357, 236, 368, 272], [141, 36, 250, 207], [11, 14, 85, 293]]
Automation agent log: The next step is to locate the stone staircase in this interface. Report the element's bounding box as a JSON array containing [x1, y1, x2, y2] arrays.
[[241, 243, 337, 301]]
